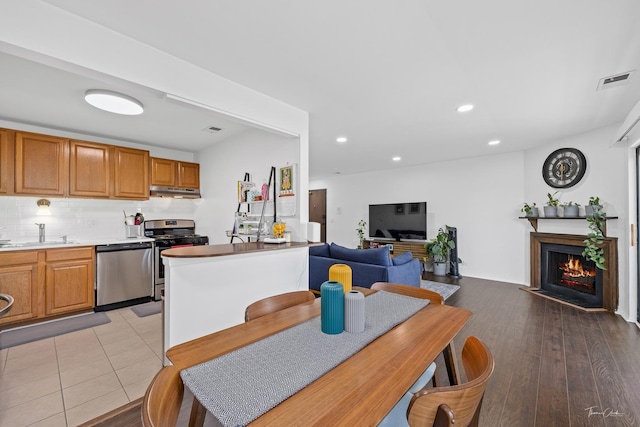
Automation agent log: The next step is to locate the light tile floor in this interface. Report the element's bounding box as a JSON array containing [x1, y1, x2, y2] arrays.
[[0, 307, 162, 427]]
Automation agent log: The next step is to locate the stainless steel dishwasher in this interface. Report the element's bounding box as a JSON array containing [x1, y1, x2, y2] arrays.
[[95, 241, 153, 310]]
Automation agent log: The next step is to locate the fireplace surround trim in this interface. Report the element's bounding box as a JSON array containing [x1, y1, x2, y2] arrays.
[[530, 232, 618, 312]]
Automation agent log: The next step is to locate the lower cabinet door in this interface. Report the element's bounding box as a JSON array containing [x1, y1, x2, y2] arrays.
[[45, 259, 94, 315], [0, 264, 39, 325]]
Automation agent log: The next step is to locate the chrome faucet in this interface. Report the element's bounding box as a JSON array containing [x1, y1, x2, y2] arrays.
[[35, 223, 45, 243]]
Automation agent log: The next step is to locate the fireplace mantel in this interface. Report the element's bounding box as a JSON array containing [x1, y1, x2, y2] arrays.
[[530, 232, 618, 312]]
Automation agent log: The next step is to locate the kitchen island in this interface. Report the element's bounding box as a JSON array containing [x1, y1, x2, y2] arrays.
[[161, 242, 311, 358]]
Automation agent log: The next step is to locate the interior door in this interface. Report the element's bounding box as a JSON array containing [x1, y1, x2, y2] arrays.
[[309, 189, 327, 242]]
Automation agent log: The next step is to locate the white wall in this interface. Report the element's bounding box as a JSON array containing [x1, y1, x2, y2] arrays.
[[311, 124, 634, 320], [311, 151, 527, 284], [195, 128, 302, 244]]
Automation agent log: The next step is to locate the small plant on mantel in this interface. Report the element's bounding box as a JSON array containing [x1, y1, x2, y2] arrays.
[[521, 202, 538, 217], [583, 197, 606, 270], [546, 192, 559, 207]]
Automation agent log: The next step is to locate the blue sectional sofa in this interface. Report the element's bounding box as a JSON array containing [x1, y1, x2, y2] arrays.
[[308, 242, 422, 292]]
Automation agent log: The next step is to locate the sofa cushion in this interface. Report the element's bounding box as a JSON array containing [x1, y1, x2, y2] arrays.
[[392, 251, 413, 266], [330, 243, 391, 266], [309, 243, 331, 257]]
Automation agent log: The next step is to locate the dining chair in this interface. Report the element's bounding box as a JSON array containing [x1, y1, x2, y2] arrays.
[[371, 282, 444, 305], [244, 290, 316, 322], [378, 336, 494, 427], [142, 365, 184, 427]]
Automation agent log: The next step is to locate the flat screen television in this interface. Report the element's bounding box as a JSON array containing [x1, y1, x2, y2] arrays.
[[368, 202, 427, 241]]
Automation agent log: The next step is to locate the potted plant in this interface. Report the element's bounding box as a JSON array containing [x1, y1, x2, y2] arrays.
[[356, 219, 367, 249], [583, 201, 606, 270], [543, 192, 559, 217], [561, 201, 579, 217], [585, 196, 602, 217], [521, 202, 538, 217], [424, 227, 455, 276]]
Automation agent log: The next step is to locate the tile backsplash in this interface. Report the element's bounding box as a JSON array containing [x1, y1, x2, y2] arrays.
[[0, 196, 197, 242]]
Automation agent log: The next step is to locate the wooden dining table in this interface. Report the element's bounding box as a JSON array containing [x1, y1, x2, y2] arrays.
[[166, 287, 472, 426]]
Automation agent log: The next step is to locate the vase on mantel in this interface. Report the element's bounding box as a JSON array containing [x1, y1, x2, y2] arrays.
[[563, 205, 579, 217], [543, 206, 558, 217]]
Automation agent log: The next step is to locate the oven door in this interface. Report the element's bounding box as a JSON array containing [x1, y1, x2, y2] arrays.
[[155, 243, 195, 285]]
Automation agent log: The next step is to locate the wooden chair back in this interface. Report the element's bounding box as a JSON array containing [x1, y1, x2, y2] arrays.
[[406, 336, 494, 427], [371, 282, 444, 305], [244, 290, 316, 322], [142, 366, 184, 427]]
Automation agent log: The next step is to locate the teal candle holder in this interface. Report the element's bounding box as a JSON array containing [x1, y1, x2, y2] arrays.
[[321, 280, 344, 334]]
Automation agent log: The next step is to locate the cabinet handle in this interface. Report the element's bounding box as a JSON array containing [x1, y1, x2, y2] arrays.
[[632, 224, 635, 247]]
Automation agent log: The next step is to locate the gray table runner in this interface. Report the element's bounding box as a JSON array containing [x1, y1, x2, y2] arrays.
[[180, 291, 429, 427]]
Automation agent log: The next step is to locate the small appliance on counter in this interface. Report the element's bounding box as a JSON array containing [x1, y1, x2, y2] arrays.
[[144, 219, 209, 300]]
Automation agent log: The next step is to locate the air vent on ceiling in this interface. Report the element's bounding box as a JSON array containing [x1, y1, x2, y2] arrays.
[[597, 70, 635, 90], [202, 126, 222, 133]]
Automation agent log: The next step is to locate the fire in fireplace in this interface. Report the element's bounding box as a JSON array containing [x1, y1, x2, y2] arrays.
[[550, 253, 596, 295], [540, 243, 603, 308]]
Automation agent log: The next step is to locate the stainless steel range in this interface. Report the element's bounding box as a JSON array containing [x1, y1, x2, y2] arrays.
[[144, 219, 209, 300]]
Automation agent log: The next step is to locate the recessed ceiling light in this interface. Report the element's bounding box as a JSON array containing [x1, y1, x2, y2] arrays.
[[336, 136, 347, 143], [84, 89, 144, 115], [456, 104, 474, 113], [392, 156, 402, 161], [488, 139, 501, 146]]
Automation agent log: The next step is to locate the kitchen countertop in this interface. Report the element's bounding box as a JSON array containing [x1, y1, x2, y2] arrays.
[[0, 237, 155, 252], [162, 241, 312, 258]]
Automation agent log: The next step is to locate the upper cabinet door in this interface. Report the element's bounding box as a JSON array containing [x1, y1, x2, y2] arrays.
[[114, 146, 149, 199], [69, 140, 111, 197], [178, 161, 200, 189], [150, 157, 177, 187], [0, 129, 14, 194], [15, 131, 68, 196]]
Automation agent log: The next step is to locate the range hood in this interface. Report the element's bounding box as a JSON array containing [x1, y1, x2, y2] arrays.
[[149, 185, 201, 199]]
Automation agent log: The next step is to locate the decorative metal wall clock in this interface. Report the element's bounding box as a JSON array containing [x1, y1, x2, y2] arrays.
[[542, 148, 587, 188]]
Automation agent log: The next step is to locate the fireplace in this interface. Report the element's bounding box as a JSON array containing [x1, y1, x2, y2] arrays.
[[530, 233, 618, 312], [540, 243, 602, 308]]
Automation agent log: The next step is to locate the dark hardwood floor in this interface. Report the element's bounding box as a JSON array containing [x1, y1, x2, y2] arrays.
[[86, 275, 640, 426], [427, 273, 640, 427]]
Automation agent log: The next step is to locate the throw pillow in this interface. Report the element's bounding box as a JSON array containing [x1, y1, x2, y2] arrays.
[[309, 243, 330, 257], [330, 242, 391, 266], [392, 251, 413, 266]]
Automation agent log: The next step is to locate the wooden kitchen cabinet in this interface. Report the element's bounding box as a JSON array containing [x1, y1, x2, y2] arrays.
[[114, 146, 149, 199], [45, 247, 94, 316], [0, 251, 40, 326], [0, 129, 14, 194], [69, 139, 111, 197], [178, 161, 200, 188], [150, 157, 177, 186], [150, 157, 200, 189], [0, 247, 94, 328], [14, 131, 68, 196]]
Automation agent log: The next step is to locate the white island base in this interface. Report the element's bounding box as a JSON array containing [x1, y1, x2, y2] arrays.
[[162, 242, 310, 358]]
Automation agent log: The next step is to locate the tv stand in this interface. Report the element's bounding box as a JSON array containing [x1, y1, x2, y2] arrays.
[[362, 239, 427, 260]]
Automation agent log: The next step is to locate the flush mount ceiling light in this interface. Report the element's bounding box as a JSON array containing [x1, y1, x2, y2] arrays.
[[392, 156, 402, 161], [488, 139, 501, 146], [336, 136, 348, 143], [84, 89, 144, 115], [456, 104, 474, 113]]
